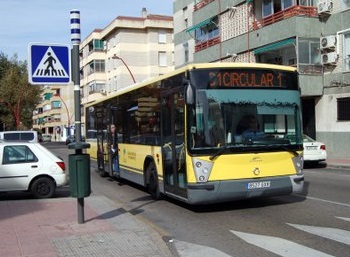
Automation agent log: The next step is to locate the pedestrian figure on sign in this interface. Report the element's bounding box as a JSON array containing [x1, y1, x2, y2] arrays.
[[44, 52, 57, 76]]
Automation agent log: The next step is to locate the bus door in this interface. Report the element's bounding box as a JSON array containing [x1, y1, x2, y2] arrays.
[[161, 89, 187, 198], [106, 107, 121, 177], [96, 107, 108, 176]]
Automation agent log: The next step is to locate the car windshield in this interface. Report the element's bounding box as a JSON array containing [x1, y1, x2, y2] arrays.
[[188, 89, 303, 153]]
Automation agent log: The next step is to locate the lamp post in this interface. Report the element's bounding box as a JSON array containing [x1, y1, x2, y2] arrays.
[[57, 93, 70, 136], [112, 54, 136, 84]]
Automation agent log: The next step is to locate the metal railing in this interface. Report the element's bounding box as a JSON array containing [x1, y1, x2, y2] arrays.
[[252, 5, 318, 30], [195, 36, 221, 52], [194, 0, 215, 11]]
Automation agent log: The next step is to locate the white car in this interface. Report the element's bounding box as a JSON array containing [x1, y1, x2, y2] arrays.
[[0, 141, 67, 198], [41, 134, 52, 142], [303, 134, 327, 165]]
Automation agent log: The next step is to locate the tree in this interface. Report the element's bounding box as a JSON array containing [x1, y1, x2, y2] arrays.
[[0, 53, 42, 130]]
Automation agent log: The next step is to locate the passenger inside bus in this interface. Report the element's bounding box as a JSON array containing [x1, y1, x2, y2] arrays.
[[209, 112, 226, 146]]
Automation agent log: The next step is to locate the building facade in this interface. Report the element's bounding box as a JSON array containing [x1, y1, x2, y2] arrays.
[[32, 84, 75, 142], [79, 8, 174, 105], [173, 0, 350, 158], [79, 8, 174, 133]]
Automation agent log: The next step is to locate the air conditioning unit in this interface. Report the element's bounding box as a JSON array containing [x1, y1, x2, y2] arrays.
[[321, 52, 337, 65], [317, 1, 333, 14], [320, 35, 337, 50]]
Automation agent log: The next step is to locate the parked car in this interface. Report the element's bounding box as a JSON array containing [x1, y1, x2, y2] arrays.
[[303, 134, 327, 165], [0, 130, 39, 143], [41, 134, 52, 142], [0, 141, 67, 198]]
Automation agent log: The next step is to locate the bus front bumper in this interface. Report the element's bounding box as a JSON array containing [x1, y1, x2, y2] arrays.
[[186, 174, 304, 205]]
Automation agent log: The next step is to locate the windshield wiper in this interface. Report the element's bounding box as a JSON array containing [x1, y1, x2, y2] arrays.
[[280, 145, 299, 156], [209, 144, 229, 161], [260, 144, 299, 157]]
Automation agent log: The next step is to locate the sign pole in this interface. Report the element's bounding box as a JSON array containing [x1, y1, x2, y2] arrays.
[[70, 9, 84, 224]]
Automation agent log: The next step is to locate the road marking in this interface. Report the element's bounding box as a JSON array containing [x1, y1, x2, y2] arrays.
[[336, 216, 350, 222], [172, 239, 232, 257], [287, 223, 350, 245], [304, 196, 350, 208], [230, 230, 334, 257]]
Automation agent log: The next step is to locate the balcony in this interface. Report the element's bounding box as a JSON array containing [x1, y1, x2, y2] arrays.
[[195, 36, 221, 52], [252, 5, 318, 30], [194, 0, 215, 11]]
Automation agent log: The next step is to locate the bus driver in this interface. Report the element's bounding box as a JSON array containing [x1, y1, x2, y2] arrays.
[[236, 115, 264, 141]]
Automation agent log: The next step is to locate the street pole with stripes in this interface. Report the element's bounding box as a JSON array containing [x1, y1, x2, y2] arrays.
[[69, 10, 91, 225]]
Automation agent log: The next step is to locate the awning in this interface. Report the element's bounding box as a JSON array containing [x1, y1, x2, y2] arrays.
[[254, 38, 295, 54], [186, 18, 212, 33]]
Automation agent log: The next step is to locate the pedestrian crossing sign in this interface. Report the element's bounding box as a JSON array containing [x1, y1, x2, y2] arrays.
[[28, 43, 71, 84]]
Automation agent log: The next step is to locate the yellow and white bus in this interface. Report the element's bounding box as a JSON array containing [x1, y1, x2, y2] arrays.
[[85, 63, 304, 204]]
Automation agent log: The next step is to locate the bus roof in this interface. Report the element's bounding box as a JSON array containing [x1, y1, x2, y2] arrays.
[[85, 62, 297, 108]]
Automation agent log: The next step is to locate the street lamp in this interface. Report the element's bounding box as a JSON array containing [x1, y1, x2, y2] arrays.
[[57, 93, 71, 136], [112, 54, 136, 84]]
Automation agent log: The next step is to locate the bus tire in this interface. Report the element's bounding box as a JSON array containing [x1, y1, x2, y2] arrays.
[[146, 162, 161, 200]]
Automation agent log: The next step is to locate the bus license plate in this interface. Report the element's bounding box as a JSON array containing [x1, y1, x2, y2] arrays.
[[247, 181, 271, 189]]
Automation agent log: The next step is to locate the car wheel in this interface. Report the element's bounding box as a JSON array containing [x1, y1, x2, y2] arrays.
[[31, 177, 56, 198], [146, 162, 161, 200]]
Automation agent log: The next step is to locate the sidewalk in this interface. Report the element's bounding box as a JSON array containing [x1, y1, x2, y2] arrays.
[[0, 195, 177, 257], [325, 157, 350, 169]]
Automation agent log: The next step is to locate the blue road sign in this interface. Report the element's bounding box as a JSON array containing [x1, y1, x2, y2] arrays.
[[28, 43, 71, 84]]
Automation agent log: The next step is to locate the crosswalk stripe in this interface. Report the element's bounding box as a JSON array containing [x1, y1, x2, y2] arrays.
[[172, 239, 232, 257], [305, 196, 350, 208], [34, 69, 67, 77], [336, 217, 350, 222], [287, 223, 350, 245], [230, 230, 334, 257]]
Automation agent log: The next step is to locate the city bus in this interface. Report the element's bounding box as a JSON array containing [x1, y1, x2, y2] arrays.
[[85, 63, 304, 205]]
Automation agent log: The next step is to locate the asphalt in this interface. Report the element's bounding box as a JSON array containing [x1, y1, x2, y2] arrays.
[[0, 158, 349, 257]]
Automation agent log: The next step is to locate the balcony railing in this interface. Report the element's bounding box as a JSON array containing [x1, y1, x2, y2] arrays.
[[195, 36, 221, 52], [194, 0, 215, 11], [253, 5, 318, 30]]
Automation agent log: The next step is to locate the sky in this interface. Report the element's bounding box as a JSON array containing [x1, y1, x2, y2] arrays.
[[0, 0, 173, 62]]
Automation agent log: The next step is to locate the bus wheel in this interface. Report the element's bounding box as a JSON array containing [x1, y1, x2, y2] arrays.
[[146, 162, 161, 200]]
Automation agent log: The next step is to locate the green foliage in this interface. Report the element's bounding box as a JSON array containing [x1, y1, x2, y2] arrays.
[[0, 52, 42, 130]]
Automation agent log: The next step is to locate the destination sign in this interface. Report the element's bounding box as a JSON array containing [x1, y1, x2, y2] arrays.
[[209, 70, 285, 88]]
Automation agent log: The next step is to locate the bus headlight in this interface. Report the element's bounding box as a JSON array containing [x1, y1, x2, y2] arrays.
[[292, 154, 303, 175], [192, 158, 213, 183]]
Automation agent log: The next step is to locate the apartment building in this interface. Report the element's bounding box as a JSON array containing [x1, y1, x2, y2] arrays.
[[173, 0, 350, 158], [80, 8, 174, 106], [32, 84, 75, 141]]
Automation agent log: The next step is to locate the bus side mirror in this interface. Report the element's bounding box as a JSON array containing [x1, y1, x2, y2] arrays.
[[185, 83, 194, 105]]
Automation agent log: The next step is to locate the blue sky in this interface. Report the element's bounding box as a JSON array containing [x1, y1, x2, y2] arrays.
[[0, 0, 173, 62]]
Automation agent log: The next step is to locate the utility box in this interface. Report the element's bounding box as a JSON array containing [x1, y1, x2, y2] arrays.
[[69, 154, 91, 198]]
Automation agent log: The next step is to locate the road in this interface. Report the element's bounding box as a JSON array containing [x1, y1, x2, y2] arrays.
[[7, 143, 350, 257]]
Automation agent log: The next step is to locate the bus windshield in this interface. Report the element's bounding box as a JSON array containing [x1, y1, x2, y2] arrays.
[[188, 88, 302, 152]]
